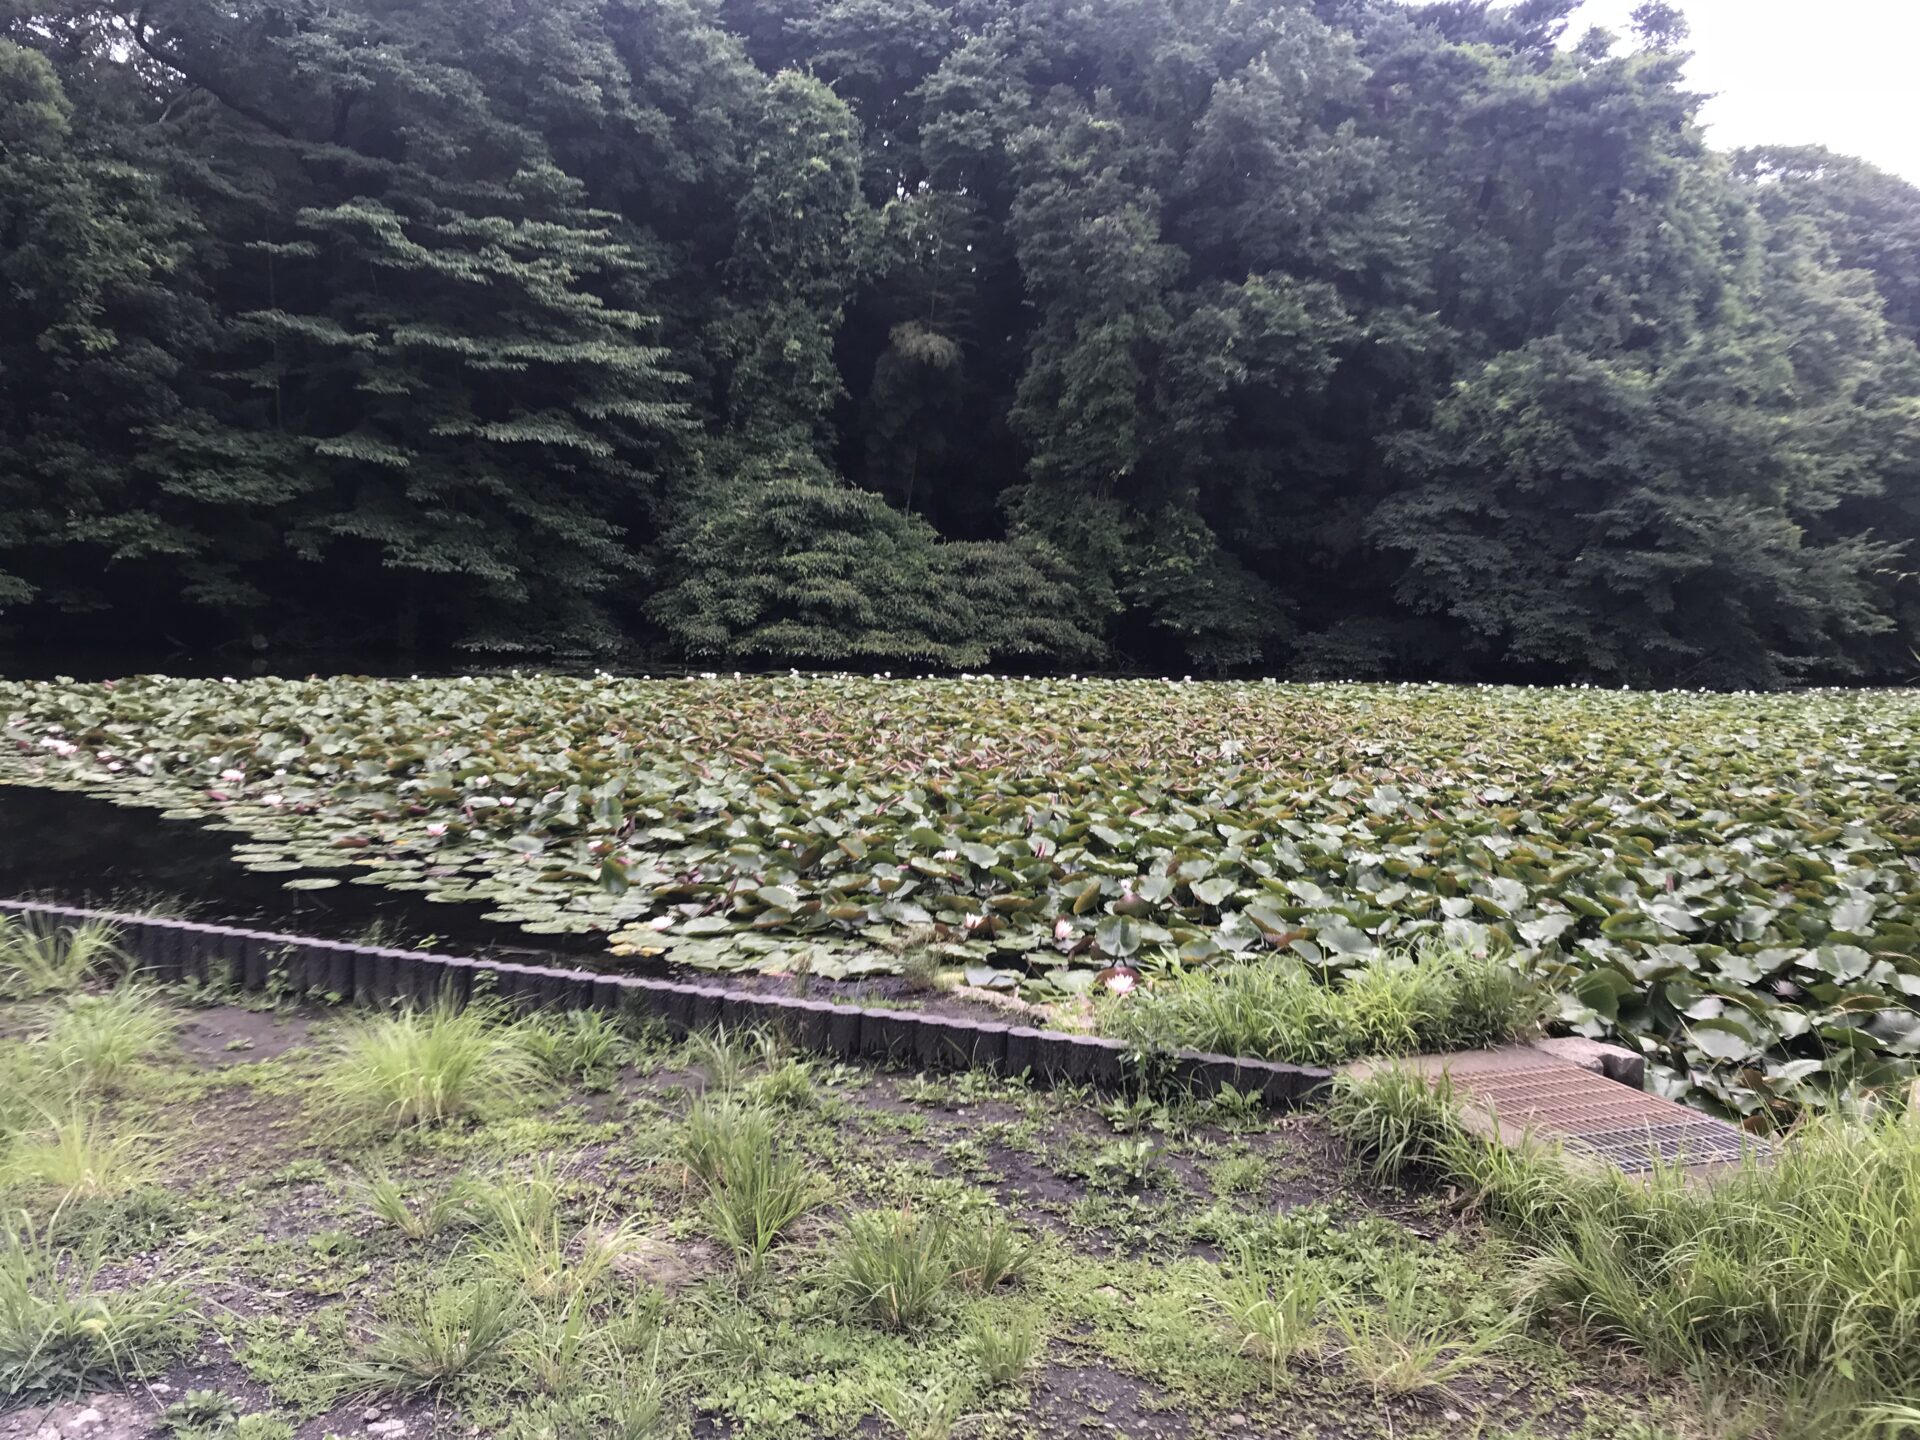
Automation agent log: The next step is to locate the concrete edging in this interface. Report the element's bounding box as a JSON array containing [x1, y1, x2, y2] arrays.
[[0, 899, 1332, 1108]]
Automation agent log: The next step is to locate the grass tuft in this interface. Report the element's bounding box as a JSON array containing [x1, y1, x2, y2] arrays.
[[678, 1100, 815, 1271], [38, 985, 178, 1093], [948, 1212, 1029, 1292], [3, 1109, 155, 1205], [1324, 1066, 1459, 1183], [337, 1281, 520, 1396], [359, 1171, 469, 1242], [467, 1161, 637, 1302], [319, 1000, 547, 1133], [0, 1222, 192, 1397], [1216, 1249, 1331, 1386], [0, 919, 125, 999], [518, 1009, 628, 1091], [965, 1309, 1040, 1388], [1333, 1069, 1920, 1421], [834, 1208, 956, 1330]]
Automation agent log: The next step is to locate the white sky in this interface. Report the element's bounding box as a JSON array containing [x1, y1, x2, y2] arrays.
[[1570, 0, 1920, 180]]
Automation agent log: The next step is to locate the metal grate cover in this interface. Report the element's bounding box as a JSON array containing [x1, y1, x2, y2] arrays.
[[1439, 1054, 1768, 1176]]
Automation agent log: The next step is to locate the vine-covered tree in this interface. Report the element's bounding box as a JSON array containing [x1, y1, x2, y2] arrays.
[[1, 0, 1915, 680]]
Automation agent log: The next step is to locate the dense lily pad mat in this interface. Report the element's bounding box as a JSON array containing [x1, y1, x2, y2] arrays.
[[1, 674, 1917, 1115], [0, 992, 1715, 1440]]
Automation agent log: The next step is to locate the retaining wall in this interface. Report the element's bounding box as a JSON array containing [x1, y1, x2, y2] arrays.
[[0, 899, 1331, 1108]]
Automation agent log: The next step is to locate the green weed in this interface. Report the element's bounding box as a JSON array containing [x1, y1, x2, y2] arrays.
[[1328, 1260, 1509, 1399], [467, 1162, 637, 1303], [3, 1109, 155, 1205], [964, 1308, 1040, 1388], [1324, 1066, 1458, 1183], [678, 1100, 815, 1271], [948, 1212, 1028, 1291], [878, 1382, 966, 1440], [359, 1171, 468, 1241], [1104, 944, 1542, 1066], [518, 1009, 627, 1091], [1216, 1252, 1330, 1386]]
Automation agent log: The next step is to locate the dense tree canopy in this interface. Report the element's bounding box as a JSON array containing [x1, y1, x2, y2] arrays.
[[1, 0, 1916, 683]]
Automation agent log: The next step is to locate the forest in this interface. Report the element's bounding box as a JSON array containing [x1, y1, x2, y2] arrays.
[[2, 0, 1918, 684]]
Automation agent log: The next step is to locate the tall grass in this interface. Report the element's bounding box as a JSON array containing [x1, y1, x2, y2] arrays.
[[318, 1000, 547, 1133], [39, 986, 178, 1092], [1101, 944, 1542, 1066], [678, 1100, 816, 1271], [0, 919, 125, 999], [1329, 1068, 1920, 1420], [466, 1162, 637, 1303], [833, 1209, 956, 1330], [2, 1109, 155, 1205]]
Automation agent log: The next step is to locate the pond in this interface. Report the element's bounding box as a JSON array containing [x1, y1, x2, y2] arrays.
[[0, 783, 627, 967]]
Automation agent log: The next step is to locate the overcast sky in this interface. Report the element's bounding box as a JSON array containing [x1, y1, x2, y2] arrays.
[[1568, 0, 1920, 180]]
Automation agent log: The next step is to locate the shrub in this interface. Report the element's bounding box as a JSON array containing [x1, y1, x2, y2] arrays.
[[0, 1223, 192, 1397], [834, 1209, 955, 1330], [318, 1000, 547, 1132], [40, 986, 178, 1092], [337, 1282, 520, 1395]]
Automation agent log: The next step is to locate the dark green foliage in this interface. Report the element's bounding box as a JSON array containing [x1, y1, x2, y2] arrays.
[[0, 0, 1916, 676]]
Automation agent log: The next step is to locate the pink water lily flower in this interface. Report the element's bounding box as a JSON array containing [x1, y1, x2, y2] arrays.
[[426, 822, 448, 837], [1053, 917, 1073, 941]]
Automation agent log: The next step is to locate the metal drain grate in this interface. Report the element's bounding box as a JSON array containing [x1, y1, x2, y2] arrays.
[[1439, 1055, 1768, 1176]]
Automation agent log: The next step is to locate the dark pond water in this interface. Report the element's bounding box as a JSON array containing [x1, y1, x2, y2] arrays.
[[0, 783, 622, 966], [0, 784, 959, 1011]]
